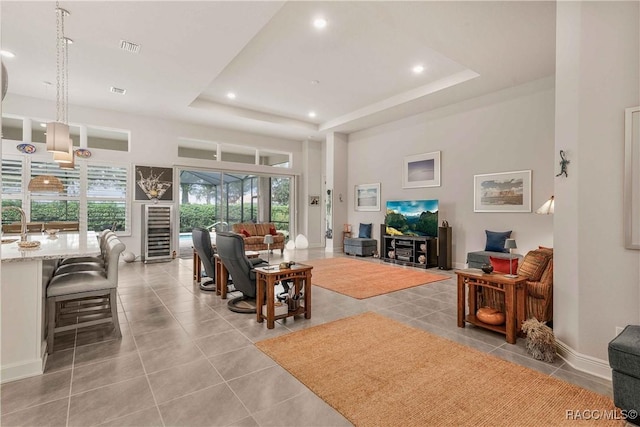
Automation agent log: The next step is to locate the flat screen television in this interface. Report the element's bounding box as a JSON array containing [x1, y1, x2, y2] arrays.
[[385, 199, 438, 237]]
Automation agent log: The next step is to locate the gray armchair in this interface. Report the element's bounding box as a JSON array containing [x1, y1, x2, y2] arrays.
[[192, 227, 216, 292], [215, 231, 267, 313]]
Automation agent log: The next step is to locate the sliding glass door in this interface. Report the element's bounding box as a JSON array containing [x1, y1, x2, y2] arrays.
[[178, 168, 292, 257]]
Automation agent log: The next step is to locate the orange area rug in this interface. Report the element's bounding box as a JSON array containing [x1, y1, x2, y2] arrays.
[[304, 257, 449, 299], [257, 312, 623, 427]]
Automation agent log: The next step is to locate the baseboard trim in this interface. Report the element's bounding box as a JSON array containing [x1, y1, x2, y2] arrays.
[[555, 339, 612, 381], [1, 357, 45, 384]]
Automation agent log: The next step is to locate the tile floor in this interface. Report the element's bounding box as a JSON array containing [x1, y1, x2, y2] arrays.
[[1, 249, 614, 426]]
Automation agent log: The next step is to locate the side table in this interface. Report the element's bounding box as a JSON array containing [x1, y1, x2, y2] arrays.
[[255, 264, 312, 329], [456, 269, 527, 344]]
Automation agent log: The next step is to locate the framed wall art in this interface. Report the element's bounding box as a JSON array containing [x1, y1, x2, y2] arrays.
[[474, 170, 531, 213], [135, 165, 174, 202], [355, 183, 381, 211], [403, 151, 441, 188], [624, 106, 640, 249]]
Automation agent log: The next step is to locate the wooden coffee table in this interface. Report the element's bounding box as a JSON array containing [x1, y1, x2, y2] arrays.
[[456, 269, 527, 344]]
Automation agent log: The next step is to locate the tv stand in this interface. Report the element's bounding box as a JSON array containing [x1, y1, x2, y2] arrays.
[[380, 232, 437, 269]]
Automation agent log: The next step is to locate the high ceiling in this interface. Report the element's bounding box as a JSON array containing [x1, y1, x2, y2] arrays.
[[1, 1, 556, 141]]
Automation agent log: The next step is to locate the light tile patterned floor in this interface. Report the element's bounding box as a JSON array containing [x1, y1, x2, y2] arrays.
[[1, 249, 614, 426]]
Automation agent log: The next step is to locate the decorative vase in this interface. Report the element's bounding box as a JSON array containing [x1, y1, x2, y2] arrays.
[[418, 255, 426, 264], [388, 250, 395, 259], [420, 243, 426, 251], [476, 306, 505, 325], [481, 264, 494, 274]]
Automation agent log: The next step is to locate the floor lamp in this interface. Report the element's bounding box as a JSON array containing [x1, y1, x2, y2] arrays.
[[504, 239, 518, 278]]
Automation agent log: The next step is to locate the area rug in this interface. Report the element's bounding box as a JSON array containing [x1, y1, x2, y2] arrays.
[[304, 257, 449, 299], [256, 312, 622, 427]]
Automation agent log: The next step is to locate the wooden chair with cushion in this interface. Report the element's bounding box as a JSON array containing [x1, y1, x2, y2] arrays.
[[479, 248, 554, 323], [46, 236, 125, 353]]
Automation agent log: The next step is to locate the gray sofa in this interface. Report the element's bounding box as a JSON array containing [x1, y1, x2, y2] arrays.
[[609, 325, 640, 425]]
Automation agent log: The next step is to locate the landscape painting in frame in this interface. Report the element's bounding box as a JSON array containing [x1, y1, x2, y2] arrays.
[[403, 151, 441, 188], [474, 170, 532, 212], [355, 183, 381, 211]]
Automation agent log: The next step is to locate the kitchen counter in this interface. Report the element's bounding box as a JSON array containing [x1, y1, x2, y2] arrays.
[[1, 231, 101, 383], [1, 231, 100, 262]]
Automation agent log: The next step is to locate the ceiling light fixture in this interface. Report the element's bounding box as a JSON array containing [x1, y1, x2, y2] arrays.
[[28, 175, 64, 193], [47, 1, 73, 162], [313, 18, 327, 29], [412, 65, 425, 74], [308, 111, 317, 118], [0, 50, 15, 58], [310, 80, 320, 85], [226, 92, 236, 100], [110, 86, 127, 95]]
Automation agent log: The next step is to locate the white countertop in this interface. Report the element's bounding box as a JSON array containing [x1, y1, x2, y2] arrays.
[[1, 231, 100, 262]]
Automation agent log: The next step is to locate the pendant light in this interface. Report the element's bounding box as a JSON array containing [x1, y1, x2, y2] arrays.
[[47, 2, 72, 157], [28, 175, 64, 193]]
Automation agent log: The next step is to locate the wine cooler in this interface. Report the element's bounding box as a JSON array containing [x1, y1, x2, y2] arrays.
[[141, 204, 173, 263]]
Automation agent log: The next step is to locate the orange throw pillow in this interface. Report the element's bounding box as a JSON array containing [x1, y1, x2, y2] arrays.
[[489, 256, 519, 274], [240, 229, 251, 237]]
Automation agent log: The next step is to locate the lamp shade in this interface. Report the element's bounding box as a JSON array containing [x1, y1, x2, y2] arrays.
[[535, 196, 555, 215], [28, 175, 64, 193], [504, 239, 517, 250], [46, 122, 71, 154], [263, 234, 274, 245]]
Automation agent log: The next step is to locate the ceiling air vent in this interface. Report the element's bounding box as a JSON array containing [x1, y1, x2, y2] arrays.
[[110, 87, 127, 95], [119, 40, 141, 54]]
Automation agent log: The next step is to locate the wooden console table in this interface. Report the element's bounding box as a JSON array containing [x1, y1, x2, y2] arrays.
[[456, 270, 527, 344], [255, 264, 312, 329]]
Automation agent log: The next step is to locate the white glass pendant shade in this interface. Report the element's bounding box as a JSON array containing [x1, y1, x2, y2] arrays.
[[46, 122, 71, 154]]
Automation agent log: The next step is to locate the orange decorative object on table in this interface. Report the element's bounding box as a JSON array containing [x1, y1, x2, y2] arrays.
[[476, 306, 505, 325]]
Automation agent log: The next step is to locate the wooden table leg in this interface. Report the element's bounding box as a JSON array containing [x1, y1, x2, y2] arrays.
[[516, 281, 526, 336], [304, 271, 311, 319], [256, 273, 264, 323], [193, 250, 201, 282], [468, 282, 478, 321], [266, 276, 275, 329], [457, 275, 465, 328], [505, 283, 516, 344]]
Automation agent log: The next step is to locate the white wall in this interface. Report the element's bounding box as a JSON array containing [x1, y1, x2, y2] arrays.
[[348, 78, 556, 267], [2, 94, 321, 256], [554, 0, 640, 366]]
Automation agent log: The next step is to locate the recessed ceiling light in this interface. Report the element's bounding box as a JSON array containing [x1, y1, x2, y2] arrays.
[[412, 65, 425, 74], [310, 80, 320, 85], [313, 18, 327, 29], [308, 111, 317, 118], [0, 50, 15, 58], [226, 92, 236, 100]]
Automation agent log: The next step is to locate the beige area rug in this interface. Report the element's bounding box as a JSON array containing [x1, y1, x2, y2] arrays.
[[256, 312, 622, 427], [304, 257, 448, 299]]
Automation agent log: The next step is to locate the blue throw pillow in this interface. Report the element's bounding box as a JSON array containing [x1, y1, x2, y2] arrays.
[[358, 223, 372, 239], [485, 230, 512, 253]]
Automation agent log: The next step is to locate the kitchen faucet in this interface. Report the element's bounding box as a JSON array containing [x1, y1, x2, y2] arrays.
[[1, 206, 27, 242]]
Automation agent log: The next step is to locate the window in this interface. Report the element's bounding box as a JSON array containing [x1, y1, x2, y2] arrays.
[[87, 165, 128, 232], [0, 156, 130, 233]]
